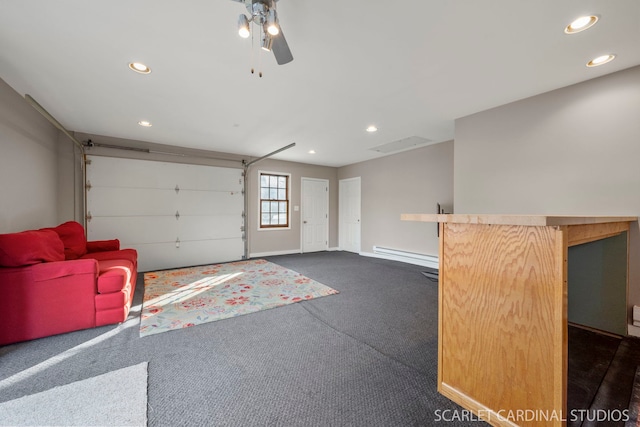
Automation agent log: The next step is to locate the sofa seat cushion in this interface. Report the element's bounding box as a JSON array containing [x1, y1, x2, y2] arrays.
[[96, 259, 135, 294], [0, 230, 65, 267], [96, 283, 131, 311], [81, 249, 137, 267]]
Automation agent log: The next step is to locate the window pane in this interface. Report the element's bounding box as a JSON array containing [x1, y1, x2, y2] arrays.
[[259, 173, 289, 228]]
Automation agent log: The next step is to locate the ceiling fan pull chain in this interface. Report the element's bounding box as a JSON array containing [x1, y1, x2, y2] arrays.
[[250, 20, 255, 74], [259, 25, 263, 77]]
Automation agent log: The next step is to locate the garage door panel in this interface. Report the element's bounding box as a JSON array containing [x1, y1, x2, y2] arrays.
[[86, 156, 245, 271], [87, 157, 168, 189], [134, 239, 244, 272], [88, 216, 178, 245], [87, 157, 243, 191], [88, 188, 179, 217], [177, 216, 243, 241], [177, 191, 243, 215], [172, 166, 243, 192]]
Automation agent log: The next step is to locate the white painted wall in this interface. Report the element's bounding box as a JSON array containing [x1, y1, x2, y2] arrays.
[[454, 65, 640, 325]]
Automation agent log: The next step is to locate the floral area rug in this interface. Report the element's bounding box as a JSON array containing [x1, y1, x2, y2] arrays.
[[140, 259, 339, 337]]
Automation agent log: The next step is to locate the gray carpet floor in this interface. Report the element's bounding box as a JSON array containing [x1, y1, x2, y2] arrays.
[[0, 362, 148, 426], [0, 252, 482, 427]]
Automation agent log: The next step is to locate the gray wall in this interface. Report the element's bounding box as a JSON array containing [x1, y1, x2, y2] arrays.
[[454, 65, 640, 323], [246, 158, 338, 256], [0, 77, 63, 232], [338, 141, 454, 257]]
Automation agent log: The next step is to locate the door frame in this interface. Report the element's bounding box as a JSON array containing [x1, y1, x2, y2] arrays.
[[301, 177, 329, 253], [339, 176, 361, 253]]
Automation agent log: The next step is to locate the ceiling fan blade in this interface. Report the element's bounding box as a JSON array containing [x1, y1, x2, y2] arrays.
[[272, 29, 293, 65]]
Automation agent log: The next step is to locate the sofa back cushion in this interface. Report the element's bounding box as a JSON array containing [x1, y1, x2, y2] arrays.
[[0, 230, 65, 267], [50, 221, 87, 260], [86, 239, 120, 253]]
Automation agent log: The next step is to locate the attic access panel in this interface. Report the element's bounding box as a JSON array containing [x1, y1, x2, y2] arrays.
[[85, 155, 244, 272], [369, 136, 432, 154]]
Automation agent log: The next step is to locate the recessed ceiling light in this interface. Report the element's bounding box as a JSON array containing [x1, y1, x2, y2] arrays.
[[128, 62, 151, 74], [308, 150, 316, 154], [366, 125, 378, 133], [564, 15, 598, 34], [138, 120, 152, 127], [587, 54, 616, 67]]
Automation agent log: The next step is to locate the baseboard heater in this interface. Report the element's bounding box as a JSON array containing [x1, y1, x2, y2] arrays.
[[372, 246, 439, 270]]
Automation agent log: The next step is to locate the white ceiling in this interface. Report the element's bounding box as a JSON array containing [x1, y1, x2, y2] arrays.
[[1, 0, 639, 167]]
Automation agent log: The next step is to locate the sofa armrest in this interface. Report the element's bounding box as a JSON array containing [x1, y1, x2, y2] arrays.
[[87, 239, 120, 253], [0, 259, 100, 345], [31, 258, 99, 281]]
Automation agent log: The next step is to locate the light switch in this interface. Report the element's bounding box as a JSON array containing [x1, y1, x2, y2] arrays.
[[294, 206, 299, 211]]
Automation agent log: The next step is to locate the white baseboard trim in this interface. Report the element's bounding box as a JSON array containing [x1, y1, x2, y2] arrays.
[[628, 324, 640, 338], [251, 247, 341, 258], [251, 247, 344, 258], [361, 248, 439, 269], [249, 249, 302, 258]]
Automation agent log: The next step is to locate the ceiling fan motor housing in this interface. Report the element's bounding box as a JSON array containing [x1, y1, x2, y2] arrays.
[[251, 2, 268, 24]]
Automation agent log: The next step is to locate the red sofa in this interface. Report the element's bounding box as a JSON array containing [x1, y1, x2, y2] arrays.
[[0, 221, 137, 346]]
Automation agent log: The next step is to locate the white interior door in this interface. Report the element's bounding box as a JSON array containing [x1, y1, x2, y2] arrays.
[[85, 156, 244, 272], [301, 178, 328, 253], [339, 177, 361, 253]]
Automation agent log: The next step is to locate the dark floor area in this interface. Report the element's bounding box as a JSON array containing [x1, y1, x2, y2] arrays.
[[2, 252, 640, 426], [568, 325, 640, 426]]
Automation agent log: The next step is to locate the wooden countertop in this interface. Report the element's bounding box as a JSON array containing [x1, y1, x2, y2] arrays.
[[401, 214, 638, 226]]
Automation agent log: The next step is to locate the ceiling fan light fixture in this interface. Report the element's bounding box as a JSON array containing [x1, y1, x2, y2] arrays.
[[238, 14, 251, 38], [564, 15, 598, 34], [261, 33, 273, 51], [266, 9, 279, 35], [233, 0, 294, 66]]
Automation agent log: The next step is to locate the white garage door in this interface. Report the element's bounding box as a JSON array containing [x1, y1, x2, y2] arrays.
[[85, 155, 244, 272]]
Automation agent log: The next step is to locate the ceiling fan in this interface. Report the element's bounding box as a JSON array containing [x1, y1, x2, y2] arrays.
[[232, 0, 294, 65]]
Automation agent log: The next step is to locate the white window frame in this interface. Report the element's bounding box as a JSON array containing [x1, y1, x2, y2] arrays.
[[257, 170, 291, 231]]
